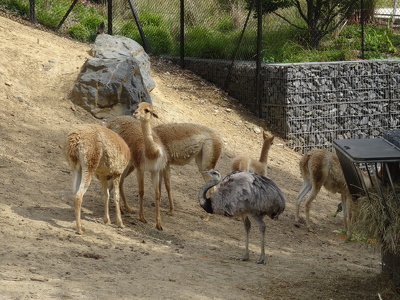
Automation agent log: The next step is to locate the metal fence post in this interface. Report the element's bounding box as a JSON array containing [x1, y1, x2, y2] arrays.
[[256, 0, 262, 118], [108, 0, 112, 35], [29, 0, 35, 23], [392, 0, 399, 25], [180, 0, 185, 69], [361, 0, 365, 59], [127, 0, 149, 53], [57, 0, 79, 30]]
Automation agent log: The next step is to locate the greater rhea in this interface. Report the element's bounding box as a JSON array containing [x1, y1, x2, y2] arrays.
[[198, 169, 285, 264]]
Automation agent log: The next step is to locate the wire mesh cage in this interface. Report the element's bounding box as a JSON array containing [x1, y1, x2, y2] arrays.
[[264, 60, 400, 154]]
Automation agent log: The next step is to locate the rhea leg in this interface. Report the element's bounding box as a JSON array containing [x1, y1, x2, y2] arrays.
[[253, 216, 266, 264], [239, 216, 251, 261]]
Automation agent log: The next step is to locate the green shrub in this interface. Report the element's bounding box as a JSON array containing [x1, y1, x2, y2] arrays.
[[78, 9, 104, 42], [217, 14, 235, 32], [184, 25, 257, 59], [68, 24, 90, 42], [140, 12, 163, 27], [118, 22, 140, 40], [144, 26, 174, 55], [3, 0, 400, 62], [262, 27, 302, 62], [0, 0, 29, 16], [336, 24, 398, 60], [36, 10, 60, 29], [117, 22, 175, 55], [36, 1, 70, 29], [225, 29, 257, 60], [185, 26, 233, 59], [80, 11, 104, 32]]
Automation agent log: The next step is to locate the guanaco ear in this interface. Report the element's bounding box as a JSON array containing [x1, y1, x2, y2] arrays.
[[152, 111, 159, 118]]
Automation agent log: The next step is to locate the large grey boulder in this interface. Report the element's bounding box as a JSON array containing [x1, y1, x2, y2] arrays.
[[91, 34, 156, 92], [72, 34, 155, 118]]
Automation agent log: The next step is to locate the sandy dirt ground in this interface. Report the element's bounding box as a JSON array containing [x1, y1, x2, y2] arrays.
[[0, 14, 399, 300]]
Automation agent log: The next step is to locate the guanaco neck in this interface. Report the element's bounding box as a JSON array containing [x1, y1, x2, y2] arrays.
[[258, 139, 273, 164], [140, 119, 162, 159]]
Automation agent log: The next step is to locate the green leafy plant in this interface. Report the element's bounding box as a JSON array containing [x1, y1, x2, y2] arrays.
[[140, 12, 163, 27], [185, 26, 231, 59], [119, 22, 138, 39], [35, 0, 71, 29], [79, 9, 104, 42], [0, 0, 29, 16], [68, 23, 90, 42], [2, 0, 400, 62], [216, 14, 235, 32], [333, 229, 376, 243], [144, 26, 174, 56]]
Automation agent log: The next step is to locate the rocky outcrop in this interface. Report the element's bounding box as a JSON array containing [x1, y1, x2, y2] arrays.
[[72, 34, 155, 118]]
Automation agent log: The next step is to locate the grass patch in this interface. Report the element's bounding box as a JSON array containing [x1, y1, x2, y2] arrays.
[[2, 1, 400, 62], [352, 186, 400, 254]]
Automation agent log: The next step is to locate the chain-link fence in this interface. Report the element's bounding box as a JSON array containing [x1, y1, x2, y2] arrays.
[[1, 0, 400, 62]]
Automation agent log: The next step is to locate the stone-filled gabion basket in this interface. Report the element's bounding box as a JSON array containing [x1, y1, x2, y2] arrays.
[[171, 58, 400, 154], [263, 60, 400, 153]]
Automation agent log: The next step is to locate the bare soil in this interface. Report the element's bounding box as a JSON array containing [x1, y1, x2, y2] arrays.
[[0, 14, 398, 300]]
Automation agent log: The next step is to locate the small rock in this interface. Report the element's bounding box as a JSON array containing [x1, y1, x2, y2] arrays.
[[30, 275, 49, 282]]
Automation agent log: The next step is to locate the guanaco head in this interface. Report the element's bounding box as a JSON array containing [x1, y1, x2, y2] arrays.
[[263, 131, 274, 144], [134, 102, 159, 121]]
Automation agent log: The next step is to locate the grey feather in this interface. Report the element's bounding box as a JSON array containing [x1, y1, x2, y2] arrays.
[[198, 169, 286, 264]]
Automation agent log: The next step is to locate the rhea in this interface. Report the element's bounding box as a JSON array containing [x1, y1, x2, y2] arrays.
[[198, 169, 286, 264]]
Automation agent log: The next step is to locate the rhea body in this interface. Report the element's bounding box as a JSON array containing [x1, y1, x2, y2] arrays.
[[198, 169, 285, 264]]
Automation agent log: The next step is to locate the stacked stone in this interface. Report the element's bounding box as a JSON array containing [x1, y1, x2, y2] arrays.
[[264, 60, 400, 153]]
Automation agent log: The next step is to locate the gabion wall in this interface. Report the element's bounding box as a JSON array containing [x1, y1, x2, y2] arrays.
[[177, 58, 400, 154]]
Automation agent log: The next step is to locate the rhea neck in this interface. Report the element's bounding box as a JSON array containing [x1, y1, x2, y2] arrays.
[[198, 176, 220, 214]]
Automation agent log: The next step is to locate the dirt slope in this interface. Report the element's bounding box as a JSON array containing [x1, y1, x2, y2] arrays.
[[0, 15, 397, 300]]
